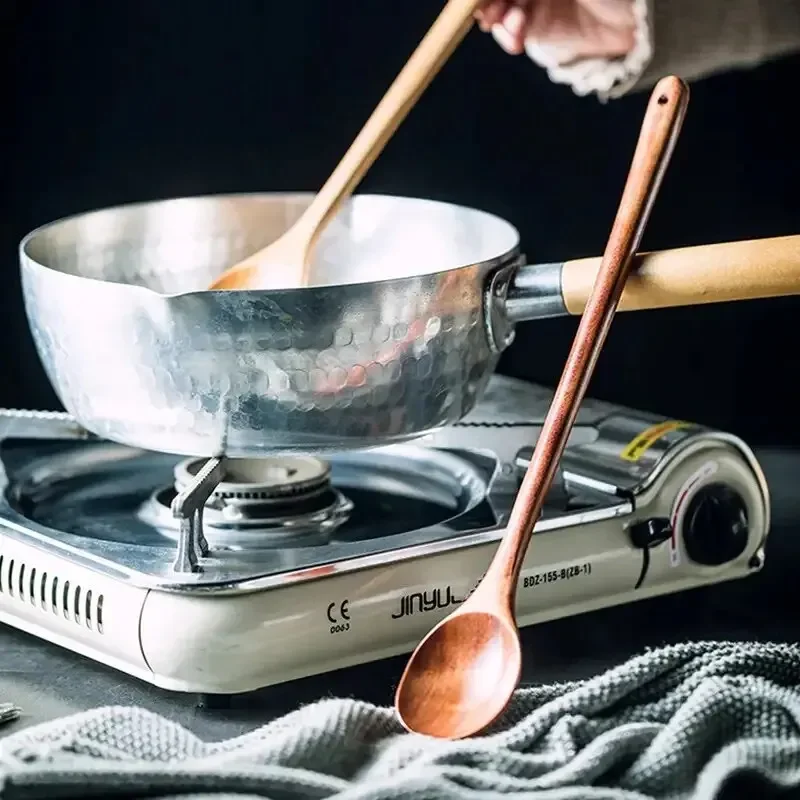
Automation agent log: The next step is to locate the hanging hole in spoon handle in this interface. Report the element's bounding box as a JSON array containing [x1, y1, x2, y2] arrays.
[[393, 76, 689, 742], [486, 75, 691, 606]]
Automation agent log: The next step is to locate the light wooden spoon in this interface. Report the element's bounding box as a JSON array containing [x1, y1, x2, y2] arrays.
[[394, 75, 690, 740], [209, 0, 485, 292]]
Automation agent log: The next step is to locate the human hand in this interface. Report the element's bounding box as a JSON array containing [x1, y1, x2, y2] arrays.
[[475, 0, 636, 62]]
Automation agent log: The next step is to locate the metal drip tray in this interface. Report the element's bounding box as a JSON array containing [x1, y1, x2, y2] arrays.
[[0, 439, 499, 587]]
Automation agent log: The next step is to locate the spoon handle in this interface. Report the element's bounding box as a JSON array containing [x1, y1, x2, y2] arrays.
[[487, 76, 690, 604], [295, 0, 483, 244]]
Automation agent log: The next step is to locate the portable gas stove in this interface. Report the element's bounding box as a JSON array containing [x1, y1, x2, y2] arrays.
[[0, 376, 768, 695]]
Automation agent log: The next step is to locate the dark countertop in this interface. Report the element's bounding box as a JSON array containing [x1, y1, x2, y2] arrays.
[[1, 449, 798, 742]]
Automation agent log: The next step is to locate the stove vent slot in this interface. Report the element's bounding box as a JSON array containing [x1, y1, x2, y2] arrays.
[[0, 552, 105, 634]]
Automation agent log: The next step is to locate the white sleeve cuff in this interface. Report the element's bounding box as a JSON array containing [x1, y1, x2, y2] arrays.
[[521, 0, 653, 101]]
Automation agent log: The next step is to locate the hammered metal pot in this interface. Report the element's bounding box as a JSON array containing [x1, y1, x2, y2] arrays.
[[20, 193, 532, 457], [22, 192, 799, 458]]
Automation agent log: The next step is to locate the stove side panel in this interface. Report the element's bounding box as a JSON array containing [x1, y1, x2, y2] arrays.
[[0, 533, 150, 679]]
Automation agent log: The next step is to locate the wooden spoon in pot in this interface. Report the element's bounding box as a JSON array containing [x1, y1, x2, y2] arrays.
[[394, 75, 691, 740], [209, 0, 484, 292]]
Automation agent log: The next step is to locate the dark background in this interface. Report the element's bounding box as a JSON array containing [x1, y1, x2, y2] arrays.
[[4, 1, 799, 445]]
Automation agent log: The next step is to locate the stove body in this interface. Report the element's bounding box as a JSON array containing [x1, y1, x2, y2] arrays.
[[0, 376, 769, 694]]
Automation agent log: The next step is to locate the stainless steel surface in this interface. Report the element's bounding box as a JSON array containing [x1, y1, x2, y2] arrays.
[[504, 261, 567, 323], [21, 193, 536, 457], [0, 436, 497, 589]]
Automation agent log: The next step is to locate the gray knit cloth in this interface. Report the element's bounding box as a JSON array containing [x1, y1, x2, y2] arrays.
[[2, 641, 800, 800]]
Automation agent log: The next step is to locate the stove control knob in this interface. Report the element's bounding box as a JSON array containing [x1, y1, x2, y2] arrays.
[[682, 483, 749, 566]]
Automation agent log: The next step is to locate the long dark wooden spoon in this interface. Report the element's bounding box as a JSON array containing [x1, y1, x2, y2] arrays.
[[394, 75, 690, 740]]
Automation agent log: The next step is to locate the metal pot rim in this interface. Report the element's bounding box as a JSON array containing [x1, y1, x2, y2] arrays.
[[19, 191, 523, 297]]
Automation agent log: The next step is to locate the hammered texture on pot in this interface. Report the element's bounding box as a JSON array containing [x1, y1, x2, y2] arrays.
[[20, 193, 521, 457]]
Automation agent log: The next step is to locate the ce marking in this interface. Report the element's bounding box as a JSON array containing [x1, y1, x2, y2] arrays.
[[326, 599, 350, 624]]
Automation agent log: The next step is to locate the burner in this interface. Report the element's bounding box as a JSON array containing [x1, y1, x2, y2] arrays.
[[174, 456, 333, 503], [143, 455, 354, 549]]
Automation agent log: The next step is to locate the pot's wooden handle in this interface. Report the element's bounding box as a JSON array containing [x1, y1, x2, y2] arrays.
[[561, 235, 800, 314]]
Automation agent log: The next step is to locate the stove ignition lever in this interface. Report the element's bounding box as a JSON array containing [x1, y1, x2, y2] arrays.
[[628, 517, 673, 590]]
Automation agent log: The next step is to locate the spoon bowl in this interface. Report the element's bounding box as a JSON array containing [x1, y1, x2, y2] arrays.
[[395, 608, 522, 739]]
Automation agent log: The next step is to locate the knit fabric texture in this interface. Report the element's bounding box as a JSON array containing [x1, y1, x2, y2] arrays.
[[2, 641, 800, 799]]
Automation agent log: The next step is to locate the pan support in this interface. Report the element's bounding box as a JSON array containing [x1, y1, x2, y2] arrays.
[[171, 457, 226, 574]]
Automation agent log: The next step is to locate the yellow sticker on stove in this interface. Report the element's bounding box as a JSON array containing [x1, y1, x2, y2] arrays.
[[620, 420, 691, 462]]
